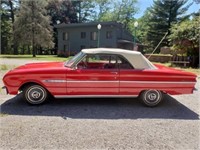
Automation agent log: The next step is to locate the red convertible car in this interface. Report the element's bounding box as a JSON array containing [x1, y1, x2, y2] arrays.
[[2, 48, 197, 107]]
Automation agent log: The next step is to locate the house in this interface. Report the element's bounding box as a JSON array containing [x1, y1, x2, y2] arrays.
[[55, 21, 137, 56]]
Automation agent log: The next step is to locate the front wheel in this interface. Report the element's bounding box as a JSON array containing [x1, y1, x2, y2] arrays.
[[139, 90, 163, 107], [23, 84, 49, 105]]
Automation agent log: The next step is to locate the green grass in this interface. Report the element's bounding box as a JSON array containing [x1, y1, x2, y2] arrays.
[[145, 54, 172, 57], [0, 64, 8, 70], [154, 62, 200, 76], [0, 113, 9, 117], [0, 64, 17, 71], [0, 54, 68, 61], [179, 68, 200, 76]]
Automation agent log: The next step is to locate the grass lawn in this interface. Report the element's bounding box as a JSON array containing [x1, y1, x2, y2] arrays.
[[154, 62, 200, 76], [0, 54, 68, 61], [178, 68, 199, 76]]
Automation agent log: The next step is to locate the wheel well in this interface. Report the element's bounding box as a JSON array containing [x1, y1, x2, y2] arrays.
[[19, 82, 48, 93], [139, 89, 165, 96], [19, 82, 53, 98]]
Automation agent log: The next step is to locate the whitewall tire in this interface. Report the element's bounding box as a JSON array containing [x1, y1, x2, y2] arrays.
[[140, 90, 163, 107], [23, 84, 48, 105]]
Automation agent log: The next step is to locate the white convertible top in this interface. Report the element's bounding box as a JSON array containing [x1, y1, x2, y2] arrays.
[[82, 48, 157, 69]]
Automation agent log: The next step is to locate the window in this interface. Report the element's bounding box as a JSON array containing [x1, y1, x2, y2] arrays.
[[117, 56, 133, 69], [63, 32, 68, 40], [106, 31, 112, 39], [81, 32, 86, 39], [77, 54, 117, 69], [90, 32, 97, 41]]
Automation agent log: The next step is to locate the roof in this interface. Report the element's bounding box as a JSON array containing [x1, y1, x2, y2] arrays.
[[82, 48, 141, 55], [81, 48, 157, 70], [55, 21, 123, 29]]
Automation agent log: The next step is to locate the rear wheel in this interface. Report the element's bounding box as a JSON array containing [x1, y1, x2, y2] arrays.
[[23, 84, 49, 105], [140, 89, 163, 107]]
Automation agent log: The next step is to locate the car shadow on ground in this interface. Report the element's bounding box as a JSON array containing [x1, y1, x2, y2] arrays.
[[0, 93, 199, 120]]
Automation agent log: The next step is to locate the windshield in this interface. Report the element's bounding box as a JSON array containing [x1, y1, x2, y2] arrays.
[[65, 52, 84, 67]]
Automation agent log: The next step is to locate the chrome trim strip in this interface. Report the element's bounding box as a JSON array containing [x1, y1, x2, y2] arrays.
[[120, 81, 196, 84], [67, 81, 195, 84], [67, 81, 118, 83], [43, 80, 195, 84], [43, 80, 67, 83], [54, 95, 138, 98]]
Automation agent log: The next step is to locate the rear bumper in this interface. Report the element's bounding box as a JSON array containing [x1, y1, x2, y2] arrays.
[[2, 86, 8, 94]]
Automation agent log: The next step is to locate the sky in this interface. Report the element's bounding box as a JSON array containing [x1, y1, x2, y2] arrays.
[[135, 0, 200, 19]]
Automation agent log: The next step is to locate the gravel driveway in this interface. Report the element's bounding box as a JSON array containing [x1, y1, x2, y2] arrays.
[[0, 59, 199, 150]]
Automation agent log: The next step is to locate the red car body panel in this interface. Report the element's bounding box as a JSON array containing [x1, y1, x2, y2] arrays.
[[3, 61, 197, 97]]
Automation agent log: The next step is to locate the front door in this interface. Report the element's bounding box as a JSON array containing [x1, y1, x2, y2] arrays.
[[66, 54, 119, 95]]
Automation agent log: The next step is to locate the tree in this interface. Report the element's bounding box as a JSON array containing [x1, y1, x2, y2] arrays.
[[77, 0, 95, 22], [1, 0, 19, 54], [93, 0, 111, 21], [133, 9, 152, 53], [47, 0, 79, 24], [8, 0, 19, 55], [145, 0, 192, 53], [193, 0, 200, 4], [14, 0, 54, 57], [94, 0, 138, 30], [0, 4, 12, 54], [169, 15, 199, 56]]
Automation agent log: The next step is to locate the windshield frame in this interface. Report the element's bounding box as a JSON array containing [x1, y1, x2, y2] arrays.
[[64, 52, 85, 68]]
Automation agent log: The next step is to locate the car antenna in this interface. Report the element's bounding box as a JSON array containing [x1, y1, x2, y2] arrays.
[[147, 31, 168, 60]]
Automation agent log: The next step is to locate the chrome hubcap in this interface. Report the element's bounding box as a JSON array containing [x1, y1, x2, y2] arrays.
[[26, 86, 46, 103], [31, 91, 41, 99], [148, 93, 157, 101]]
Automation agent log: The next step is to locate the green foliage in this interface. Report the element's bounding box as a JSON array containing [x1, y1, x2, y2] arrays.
[[47, 0, 95, 23], [193, 0, 200, 4], [0, 113, 9, 117], [132, 9, 151, 46], [94, 0, 138, 29], [14, 0, 54, 57], [144, 0, 191, 53], [169, 15, 200, 55], [0, 8, 12, 54], [1, 0, 19, 54], [0, 64, 17, 71], [0, 64, 8, 70], [47, 0, 79, 24], [79, 0, 96, 22]]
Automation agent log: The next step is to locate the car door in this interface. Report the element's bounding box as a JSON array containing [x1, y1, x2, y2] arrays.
[[118, 55, 143, 96], [66, 54, 119, 95]]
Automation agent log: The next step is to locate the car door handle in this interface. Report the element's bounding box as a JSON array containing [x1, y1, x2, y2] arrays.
[[111, 72, 118, 74]]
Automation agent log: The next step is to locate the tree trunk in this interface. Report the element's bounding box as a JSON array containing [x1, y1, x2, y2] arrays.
[[28, 45, 31, 54], [8, 0, 18, 55], [31, 0, 36, 57], [32, 38, 36, 57], [22, 45, 25, 54]]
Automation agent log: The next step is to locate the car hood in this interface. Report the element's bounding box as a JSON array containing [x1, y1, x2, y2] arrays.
[[14, 62, 65, 70]]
